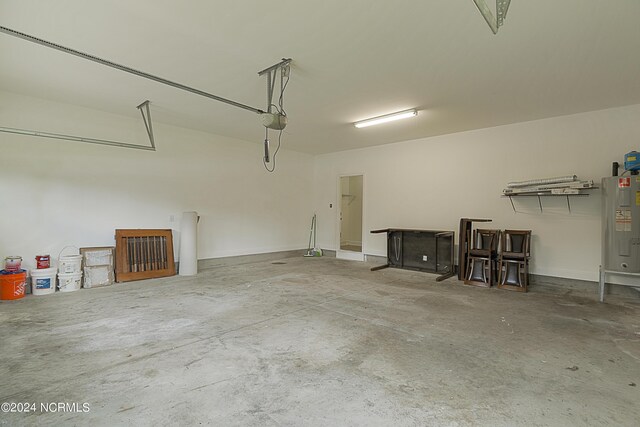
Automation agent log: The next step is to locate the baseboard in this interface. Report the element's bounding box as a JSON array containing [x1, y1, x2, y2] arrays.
[[336, 250, 365, 261], [530, 274, 640, 298], [197, 249, 305, 270], [361, 255, 639, 299], [364, 254, 386, 264], [194, 250, 639, 300]]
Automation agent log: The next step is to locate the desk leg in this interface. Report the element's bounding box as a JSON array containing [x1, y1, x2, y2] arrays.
[[371, 264, 390, 272], [436, 271, 456, 282], [458, 219, 470, 281], [599, 266, 605, 303]]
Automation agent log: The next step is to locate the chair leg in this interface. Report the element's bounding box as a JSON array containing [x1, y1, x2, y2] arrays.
[[482, 259, 488, 283], [490, 258, 497, 286], [522, 260, 529, 291]]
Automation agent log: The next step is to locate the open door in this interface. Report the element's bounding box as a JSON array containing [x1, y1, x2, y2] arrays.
[[337, 175, 364, 261]]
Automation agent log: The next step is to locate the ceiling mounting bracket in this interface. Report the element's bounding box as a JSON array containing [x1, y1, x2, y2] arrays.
[[473, 0, 511, 34], [0, 101, 157, 151], [258, 58, 292, 114], [258, 58, 292, 171], [258, 58, 292, 77], [137, 100, 155, 149], [258, 58, 291, 133]]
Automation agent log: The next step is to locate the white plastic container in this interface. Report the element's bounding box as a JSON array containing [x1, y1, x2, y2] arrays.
[[30, 267, 57, 296], [58, 271, 82, 292], [59, 255, 82, 273], [58, 246, 82, 274]]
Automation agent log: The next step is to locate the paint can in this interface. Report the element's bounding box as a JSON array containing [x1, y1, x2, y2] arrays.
[[35, 255, 51, 269], [0, 269, 26, 300], [4, 256, 22, 272], [30, 267, 57, 296]]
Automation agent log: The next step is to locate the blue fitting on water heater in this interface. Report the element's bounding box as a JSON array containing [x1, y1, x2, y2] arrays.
[[624, 151, 640, 172]]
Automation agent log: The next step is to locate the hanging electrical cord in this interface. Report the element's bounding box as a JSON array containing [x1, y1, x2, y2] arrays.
[[279, 68, 290, 114], [262, 129, 283, 173], [262, 65, 290, 173]]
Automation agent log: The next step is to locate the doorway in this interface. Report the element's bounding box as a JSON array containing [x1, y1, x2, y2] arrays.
[[337, 175, 364, 261]]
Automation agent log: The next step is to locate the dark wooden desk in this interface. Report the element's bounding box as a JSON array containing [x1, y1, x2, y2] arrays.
[[370, 228, 455, 281]]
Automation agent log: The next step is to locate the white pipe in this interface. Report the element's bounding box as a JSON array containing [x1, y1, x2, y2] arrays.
[[507, 175, 578, 188]]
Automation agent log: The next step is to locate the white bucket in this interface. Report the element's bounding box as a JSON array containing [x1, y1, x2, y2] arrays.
[[58, 246, 82, 274], [59, 255, 82, 273], [30, 267, 57, 296], [58, 271, 82, 292]]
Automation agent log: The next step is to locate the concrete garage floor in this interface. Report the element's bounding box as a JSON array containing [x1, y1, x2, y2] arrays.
[[1, 256, 639, 426]]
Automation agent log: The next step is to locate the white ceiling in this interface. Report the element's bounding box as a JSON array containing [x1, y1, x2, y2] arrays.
[[1, 1, 640, 154]]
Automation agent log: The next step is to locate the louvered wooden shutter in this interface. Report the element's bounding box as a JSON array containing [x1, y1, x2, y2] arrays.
[[115, 229, 176, 282]]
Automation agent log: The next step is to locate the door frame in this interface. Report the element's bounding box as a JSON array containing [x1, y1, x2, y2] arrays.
[[336, 173, 365, 261]]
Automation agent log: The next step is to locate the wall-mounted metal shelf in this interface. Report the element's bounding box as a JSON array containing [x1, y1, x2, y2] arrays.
[[502, 192, 594, 213]]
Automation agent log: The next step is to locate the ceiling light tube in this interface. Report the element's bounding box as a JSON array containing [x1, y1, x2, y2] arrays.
[[354, 109, 417, 128]]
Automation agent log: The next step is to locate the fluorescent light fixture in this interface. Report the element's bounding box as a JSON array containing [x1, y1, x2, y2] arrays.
[[354, 109, 417, 128]]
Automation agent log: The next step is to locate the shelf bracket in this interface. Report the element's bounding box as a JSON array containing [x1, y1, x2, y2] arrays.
[[503, 191, 593, 214]]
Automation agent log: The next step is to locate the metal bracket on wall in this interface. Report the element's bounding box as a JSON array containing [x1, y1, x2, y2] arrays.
[[0, 101, 157, 151], [504, 193, 590, 214]]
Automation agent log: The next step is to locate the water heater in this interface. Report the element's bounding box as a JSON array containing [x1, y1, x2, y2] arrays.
[[602, 176, 640, 272]]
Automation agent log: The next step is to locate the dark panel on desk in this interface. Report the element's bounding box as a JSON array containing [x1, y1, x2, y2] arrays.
[[436, 235, 453, 273], [403, 232, 436, 270]]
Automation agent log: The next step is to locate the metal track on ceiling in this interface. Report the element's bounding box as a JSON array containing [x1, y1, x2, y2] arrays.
[[0, 25, 266, 114]]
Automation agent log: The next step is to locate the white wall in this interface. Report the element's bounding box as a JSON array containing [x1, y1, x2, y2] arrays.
[[314, 104, 640, 281], [4, 88, 639, 283], [0, 90, 314, 271]]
